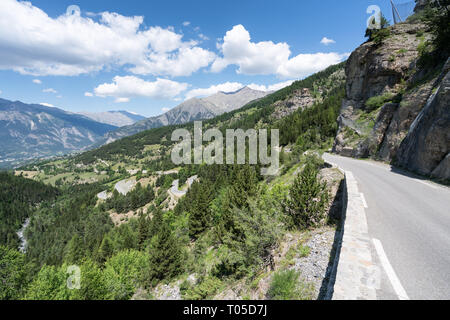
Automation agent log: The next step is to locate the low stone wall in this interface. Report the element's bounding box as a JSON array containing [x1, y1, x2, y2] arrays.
[[324, 162, 380, 300]]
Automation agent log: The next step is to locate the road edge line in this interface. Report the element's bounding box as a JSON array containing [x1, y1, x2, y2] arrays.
[[324, 157, 380, 300], [372, 238, 410, 300]]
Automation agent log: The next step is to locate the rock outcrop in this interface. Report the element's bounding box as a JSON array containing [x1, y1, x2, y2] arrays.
[[332, 7, 449, 181], [272, 67, 345, 119], [271, 88, 315, 119], [395, 59, 450, 180], [333, 21, 430, 157]]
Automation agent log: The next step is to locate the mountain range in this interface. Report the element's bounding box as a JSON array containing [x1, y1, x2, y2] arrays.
[[79, 110, 146, 127], [0, 86, 269, 167], [0, 99, 117, 167], [102, 86, 269, 143]]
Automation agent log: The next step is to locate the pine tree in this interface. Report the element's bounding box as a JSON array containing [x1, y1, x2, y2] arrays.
[[64, 234, 85, 264], [97, 236, 113, 265], [188, 182, 212, 238], [137, 212, 149, 250], [148, 211, 184, 286], [228, 165, 258, 209], [286, 163, 329, 229]]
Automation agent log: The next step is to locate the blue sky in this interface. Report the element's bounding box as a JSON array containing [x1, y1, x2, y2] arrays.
[[0, 0, 394, 117]]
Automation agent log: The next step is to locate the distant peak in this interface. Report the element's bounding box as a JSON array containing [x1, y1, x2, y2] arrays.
[[219, 86, 254, 95]]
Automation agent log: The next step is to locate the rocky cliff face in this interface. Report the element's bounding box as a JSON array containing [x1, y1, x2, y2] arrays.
[[332, 10, 449, 181], [395, 58, 450, 180]]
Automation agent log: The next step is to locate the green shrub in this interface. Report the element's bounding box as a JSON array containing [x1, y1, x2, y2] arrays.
[[372, 28, 391, 45], [267, 269, 313, 300], [103, 249, 149, 300], [182, 276, 222, 300], [364, 93, 395, 112], [365, 15, 391, 45], [298, 244, 311, 258]]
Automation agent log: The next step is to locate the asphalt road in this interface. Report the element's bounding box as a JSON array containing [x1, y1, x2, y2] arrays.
[[323, 153, 450, 300]]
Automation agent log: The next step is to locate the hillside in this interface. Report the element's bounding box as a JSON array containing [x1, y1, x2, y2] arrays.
[[79, 110, 146, 127], [0, 99, 117, 168], [2, 62, 348, 300], [58, 62, 344, 168], [101, 87, 269, 144]]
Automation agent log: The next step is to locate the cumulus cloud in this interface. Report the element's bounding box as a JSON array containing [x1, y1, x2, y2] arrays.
[[182, 21, 191, 27], [185, 80, 294, 100], [276, 52, 349, 79], [212, 25, 347, 79], [33, 79, 42, 84], [0, 0, 215, 77], [84, 92, 93, 97], [247, 80, 295, 92], [162, 107, 171, 112], [43, 88, 57, 94], [320, 37, 336, 45], [212, 25, 290, 75], [94, 76, 188, 101]]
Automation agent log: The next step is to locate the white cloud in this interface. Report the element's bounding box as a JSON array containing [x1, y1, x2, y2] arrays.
[[162, 107, 171, 112], [212, 25, 290, 75], [94, 76, 188, 101], [247, 80, 295, 92], [39, 102, 55, 107], [185, 80, 295, 100], [182, 21, 191, 27], [32, 79, 42, 84], [320, 37, 336, 45], [129, 46, 215, 77], [43, 88, 57, 94], [276, 52, 349, 79], [84, 92, 93, 97], [212, 25, 347, 79], [0, 0, 215, 77], [185, 82, 245, 100], [199, 34, 209, 41], [115, 97, 130, 103]]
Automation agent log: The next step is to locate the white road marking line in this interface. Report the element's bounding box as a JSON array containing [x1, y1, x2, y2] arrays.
[[372, 238, 409, 300], [360, 192, 368, 208], [415, 179, 438, 190]]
